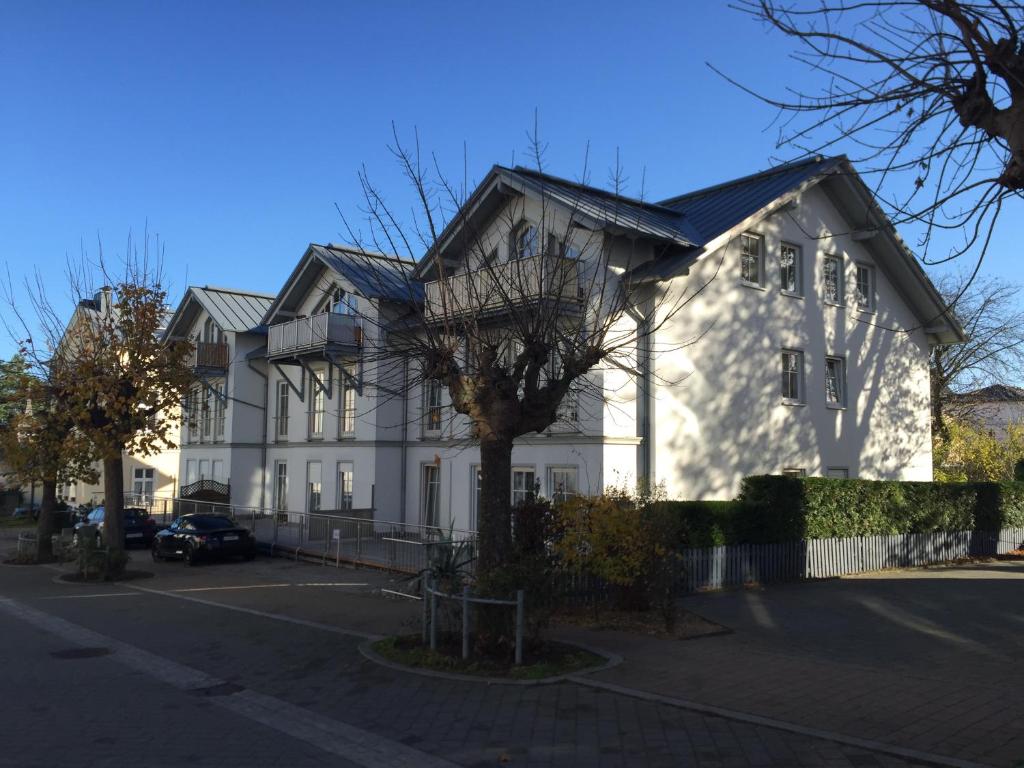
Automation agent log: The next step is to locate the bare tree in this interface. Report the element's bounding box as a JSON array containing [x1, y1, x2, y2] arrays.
[[930, 271, 1024, 432], [333, 129, 709, 624], [722, 1, 1024, 264]]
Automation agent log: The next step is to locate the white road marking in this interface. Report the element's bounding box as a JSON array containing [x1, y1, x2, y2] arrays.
[[39, 592, 141, 600], [125, 583, 381, 640], [168, 582, 369, 593], [0, 597, 455, 768]]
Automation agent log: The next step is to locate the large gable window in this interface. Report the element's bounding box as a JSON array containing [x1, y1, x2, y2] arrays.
[[322, 285, 355, 316], [513, 223, 538, 261]]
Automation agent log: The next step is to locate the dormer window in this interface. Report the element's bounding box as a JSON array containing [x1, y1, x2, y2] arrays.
[[513, 224, 538, 261], [322, 286, 355, 316]]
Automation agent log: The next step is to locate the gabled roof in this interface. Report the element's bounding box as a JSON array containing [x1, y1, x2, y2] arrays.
[[163, 285, 275, 341], [261, 243, 420, 325], [953, 384, 1024, 402], [657, 155, 845, 245]]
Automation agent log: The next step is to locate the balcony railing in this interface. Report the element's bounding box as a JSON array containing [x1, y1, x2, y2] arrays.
[[267, 312, 362, 359], [192, 341, 229, 371], [424, 254, 582, 319]]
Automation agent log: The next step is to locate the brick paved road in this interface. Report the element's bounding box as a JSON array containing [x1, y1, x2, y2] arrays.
[[0, 561, 924, 768]]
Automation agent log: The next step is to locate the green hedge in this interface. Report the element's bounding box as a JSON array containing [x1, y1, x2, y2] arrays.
[[662, 477, 1024, 547]]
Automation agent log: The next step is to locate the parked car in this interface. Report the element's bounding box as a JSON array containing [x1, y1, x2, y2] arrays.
[[72, 506, 157, 548], [11, 505, 38, 520], [151, 514, 256, 566]]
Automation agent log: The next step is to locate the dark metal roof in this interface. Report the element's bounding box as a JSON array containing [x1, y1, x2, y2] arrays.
[[657, 155, 844, 244], [502, 167, 701, 247], [191, 286, 275, 332], [310, 244, 423, 302]]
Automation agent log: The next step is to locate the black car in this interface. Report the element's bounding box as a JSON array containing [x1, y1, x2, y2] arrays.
[[72, 506, 157, 548], [151, 514, 256, 565]]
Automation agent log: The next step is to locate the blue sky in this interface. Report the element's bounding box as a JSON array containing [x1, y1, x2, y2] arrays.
[[1, 1, 1019, 359]]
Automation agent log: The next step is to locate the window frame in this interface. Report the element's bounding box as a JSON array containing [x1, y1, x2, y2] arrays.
[[782, 468, 806, 478], [308, 375, 326, 441], [824, 355, 847, 409], [273, 461, 288, 512], [421, 463, 441, 528], [212, 379, 226, 441], [339, 364, 356, 437], [512, 222, 539, 261], [336, 461, 354, 511], [739, 232, 765, 288], [306, 461, 322, 514], [822, 254, 845, 306], [826, 467, 850, 479], [780, 348, 805, 405], [779, 242, 803, 297], [511, 466, 537, 507], [854, 262, 876, 313], [275, 381, 290, 440], [422, 378, 443, 437], [469, 464, 481, 532], [547, 465, 579, 505]]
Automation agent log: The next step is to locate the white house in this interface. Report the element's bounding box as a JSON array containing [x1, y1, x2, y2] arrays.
[[167, 155, 965, 530], [950, 384, 1024, 440]]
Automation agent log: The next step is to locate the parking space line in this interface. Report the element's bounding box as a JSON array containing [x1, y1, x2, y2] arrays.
[[124, 583, 382, 640], [167, 582, 370, 593], [0, 597, 455, 768], [39, 593, 141, 600]]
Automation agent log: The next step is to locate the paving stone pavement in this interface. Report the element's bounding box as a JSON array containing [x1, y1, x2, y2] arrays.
[[0, 562, 928, 768]]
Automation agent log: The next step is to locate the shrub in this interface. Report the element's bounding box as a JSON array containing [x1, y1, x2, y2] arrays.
[[658, 500, 742, 548], [1015, 459, 1024, 482]]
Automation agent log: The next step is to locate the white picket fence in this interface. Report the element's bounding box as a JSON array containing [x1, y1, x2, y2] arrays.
[[682, 527, 1024, 591]]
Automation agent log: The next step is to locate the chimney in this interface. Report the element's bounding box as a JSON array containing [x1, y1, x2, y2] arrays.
[[96, 286, 113, 314]]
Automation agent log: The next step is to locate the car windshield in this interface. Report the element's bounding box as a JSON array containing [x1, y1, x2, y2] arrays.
[[189, 515, 237, 531]]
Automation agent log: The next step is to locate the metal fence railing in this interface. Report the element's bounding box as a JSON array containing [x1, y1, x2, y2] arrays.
[[127, 495, 477, 574]]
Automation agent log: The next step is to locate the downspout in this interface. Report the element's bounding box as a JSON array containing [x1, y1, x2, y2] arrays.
[[247, 357, 270, 512], [399, 358, 409, 525]]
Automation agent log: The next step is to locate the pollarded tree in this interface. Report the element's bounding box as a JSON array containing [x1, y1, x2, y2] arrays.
[[336, 130, 710, 615], [723, 0, 1024, 264]]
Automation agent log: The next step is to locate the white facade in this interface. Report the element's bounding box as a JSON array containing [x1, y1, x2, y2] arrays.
[[166, 157, 964, 530]]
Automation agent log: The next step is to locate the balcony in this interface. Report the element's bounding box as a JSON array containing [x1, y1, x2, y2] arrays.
[[267, 311, 362, 360], [192, 341, 229, 373], [424, 254, 582, 320]]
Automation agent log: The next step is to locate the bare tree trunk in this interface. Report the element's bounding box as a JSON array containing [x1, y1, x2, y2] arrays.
[[34, 479, 57, 562], [477, 436, 513, 578], [103, 452, 125, 575]]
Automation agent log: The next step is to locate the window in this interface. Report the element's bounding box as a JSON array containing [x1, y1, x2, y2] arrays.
[[781, 350, 804, 403], [307, 461, 322, 513], [323, 285, 355, 316], [826, 467, 850, 479], [422, 379, 443, 435], [203, 317, 223, 344], [201, 386, 212, 439], [187, 385, 200, 443], [185, 459, 197, 486], [273, 461, 288, 512], [309, 380, 325, 440], [780, 243, 802, 295], [198, 459, 210, 480], [511, 467, 536, 507], [548, 466, 578, 505], [513, 224, 538, 260], [211, 460, 224, 483], [782, 468, 806, 478], [823, 255, 844, 305], [740, 233, 763, 286], [340, 365, 356, 435], [132, 468, 154, 501], [336, 462, 353, 511], [276, 381, 289, 439], [213, 380, 225, 440], [855, 264, 875, 311], [421, 464, 440, 527], [825, 356, 846, 408]]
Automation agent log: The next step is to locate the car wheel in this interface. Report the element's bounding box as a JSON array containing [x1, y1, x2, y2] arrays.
[[184, 544, 197, 567]]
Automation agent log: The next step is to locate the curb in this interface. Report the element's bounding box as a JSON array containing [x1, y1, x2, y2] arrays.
[[358, 638, 622, 686], [565, 676, 993, 768]]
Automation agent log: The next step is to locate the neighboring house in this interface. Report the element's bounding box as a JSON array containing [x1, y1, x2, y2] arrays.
[[949, 384, 1024, 440], [162, 286, 275, 509], [165, 155, 965, 529], [59, 288, 180, 506]]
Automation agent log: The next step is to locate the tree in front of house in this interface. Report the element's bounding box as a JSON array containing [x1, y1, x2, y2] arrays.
[[0, 356, 97, 561], [339, 130, 706, 648], [54, 265, 193, 573]]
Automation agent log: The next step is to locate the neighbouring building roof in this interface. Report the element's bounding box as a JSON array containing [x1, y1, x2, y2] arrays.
[[309, 244, 422, 303], [163, 285, 276, 340], [952, 384, 1024, 403]]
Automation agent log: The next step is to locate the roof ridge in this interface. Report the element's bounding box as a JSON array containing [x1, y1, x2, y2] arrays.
[[197, 285, 277, 299], [658, 155, 844, 207], [505, 166, 681, 214], [317, 242, 417, 266]]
